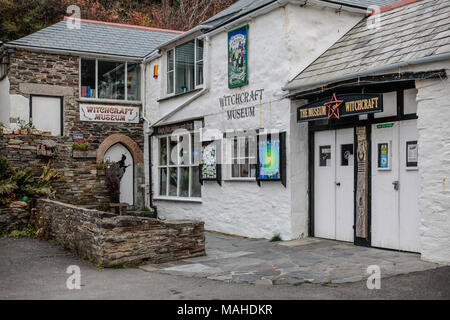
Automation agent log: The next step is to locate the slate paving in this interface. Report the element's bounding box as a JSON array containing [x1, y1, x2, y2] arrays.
[[140, 232, 440, 285]]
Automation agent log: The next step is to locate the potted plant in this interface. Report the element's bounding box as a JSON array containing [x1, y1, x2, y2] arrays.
[[72, 142, 96, 159]]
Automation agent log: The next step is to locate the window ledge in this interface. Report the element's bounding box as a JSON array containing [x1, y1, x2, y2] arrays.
[[154, 196, 202, 203], [224, 178, 257, 182], [78, 98, 142, 105], [157, 88, 203, 102]]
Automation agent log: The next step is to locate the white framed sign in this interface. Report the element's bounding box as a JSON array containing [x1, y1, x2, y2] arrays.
[[80, 104, 140, 123]]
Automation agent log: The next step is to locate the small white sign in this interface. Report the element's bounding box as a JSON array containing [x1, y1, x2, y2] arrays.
[[80, 104, 140, 123]]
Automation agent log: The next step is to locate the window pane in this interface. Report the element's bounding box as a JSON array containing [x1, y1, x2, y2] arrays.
[[196, 39, 203, 61], [169, 167, 178, 196], [179, 134, 190, 165], [81, 59, 96, 98], [127, 63, 141, 101], [249, 136, 257, 164], [98, 60, 125, 100], [175, 40, 195, 94], [159, 168, 167, 196], [240, 163, 249, 177], [191, 166, 201, 198], [250, 164, 257, 177], [196, 60, 203, 86], [160, 138, 167, 165], [169, 136, 178, 165], [167, 49, 174, 71], [180, 167, 189, 197], [192, 132, 200, 165], [167, 72, 174, 94]]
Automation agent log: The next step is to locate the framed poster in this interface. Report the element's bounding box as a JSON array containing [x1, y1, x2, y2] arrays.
[[377, 142, 390, 170], [228, 25, 248, 89], [406, 140, 418, 169], [256, 132, 286, 187], [200, 140, 221, 184], [319, 146, 332, 167]]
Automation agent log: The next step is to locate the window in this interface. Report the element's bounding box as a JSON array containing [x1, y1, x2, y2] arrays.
[[158, 132, 201, 198], [166, 39, 204, 95], [230, 136, 257, 179], [80, 58, 141, 101]]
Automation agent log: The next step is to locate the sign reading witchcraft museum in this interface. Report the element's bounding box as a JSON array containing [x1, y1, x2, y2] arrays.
[[80, 104, 140, 123], [219, 89, 264, 121], [297, 93, 383, 122]]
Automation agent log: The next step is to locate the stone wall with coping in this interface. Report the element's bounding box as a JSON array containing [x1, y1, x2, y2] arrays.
[[35, 199, 205, 267]]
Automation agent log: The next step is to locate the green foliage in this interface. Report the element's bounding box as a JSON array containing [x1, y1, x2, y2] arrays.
[[141, 207, 151, 212], [9, 224, 36, 238], [17, 120, 35, 131], [270, 234, 282, 242], [0, 157, 60, 206], [72, 142, 94, 151], [96, 161, 111, 169]]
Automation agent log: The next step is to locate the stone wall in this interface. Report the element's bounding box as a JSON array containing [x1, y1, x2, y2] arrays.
[[0, 131, 109, 207], [0, 205, 31, 234], [35, 199, 205, 267], [416, 71, 450, 265]]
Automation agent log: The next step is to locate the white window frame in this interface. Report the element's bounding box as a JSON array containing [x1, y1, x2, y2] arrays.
[[79, 58, 141, 102], [165, 38, 204, 96], [156, 132, 202, 201], [226, 135, 257, 181]]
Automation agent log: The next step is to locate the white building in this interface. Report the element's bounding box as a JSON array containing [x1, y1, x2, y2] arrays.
[[143, 0, 391, 240], [144, 0, 450, 265]]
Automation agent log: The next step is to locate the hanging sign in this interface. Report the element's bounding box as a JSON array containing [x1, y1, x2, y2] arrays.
[[297, 93, 383, 122], [228, 25, 248, 88], [80, 104, 139, 123]]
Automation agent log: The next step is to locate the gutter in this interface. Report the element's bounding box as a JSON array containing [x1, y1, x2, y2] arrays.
[[282, 52, 450, 93], [152, 25, 213, 53]]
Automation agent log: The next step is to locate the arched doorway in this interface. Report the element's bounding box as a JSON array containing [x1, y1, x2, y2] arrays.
[[104, 143, 134, 205]]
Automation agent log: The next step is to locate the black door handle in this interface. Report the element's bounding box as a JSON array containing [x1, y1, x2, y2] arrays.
[[336, 182, 341, 186]]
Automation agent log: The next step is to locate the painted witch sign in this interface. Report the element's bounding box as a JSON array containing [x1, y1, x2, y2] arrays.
[[228, 25, 248, 88]]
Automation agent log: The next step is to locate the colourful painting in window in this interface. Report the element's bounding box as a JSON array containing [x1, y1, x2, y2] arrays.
[[201, 142, 217, 180], [258, 138, 281, 180], [228, 25, 248, 88]]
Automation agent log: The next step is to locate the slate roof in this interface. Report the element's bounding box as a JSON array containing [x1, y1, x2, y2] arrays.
[[203, 0, 400, 29], [287, 0, 450, 90], [7, 18, 182, 59]]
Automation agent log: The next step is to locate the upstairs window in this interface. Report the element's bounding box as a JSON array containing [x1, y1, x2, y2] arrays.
[[80, 58, 141, 101], [166, 38, 204, 95]]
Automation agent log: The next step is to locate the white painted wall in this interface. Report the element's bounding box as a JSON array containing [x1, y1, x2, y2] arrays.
[[145, 3, 363, 240], [415, 63, 450, 265], [0, 77, 11, 126]]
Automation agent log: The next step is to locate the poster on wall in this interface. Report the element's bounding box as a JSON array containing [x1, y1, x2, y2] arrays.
[[406, 141, 418, 168], [377, 142, 390, 170], [200, 141, 221, 184], [256, 132, 286, 187], [258, 138, 281, 179], [228, 25, 248, 89]]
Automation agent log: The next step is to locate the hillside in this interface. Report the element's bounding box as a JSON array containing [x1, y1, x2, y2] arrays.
[[0, 0, 237, 42]]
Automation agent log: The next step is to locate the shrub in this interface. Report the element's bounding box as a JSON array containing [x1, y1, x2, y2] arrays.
[[270, 234, 282, 242], [72, 142, 94, 151]]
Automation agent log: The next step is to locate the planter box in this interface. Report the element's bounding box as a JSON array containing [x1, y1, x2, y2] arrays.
[[72, 150, 97, 159]]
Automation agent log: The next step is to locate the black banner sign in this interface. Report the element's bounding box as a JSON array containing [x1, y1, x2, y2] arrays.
[[297, 93, 383, 122]]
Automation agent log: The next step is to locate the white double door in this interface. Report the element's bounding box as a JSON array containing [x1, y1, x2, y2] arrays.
[[314, 128, 354, 242], [371, 120, 420, 252]]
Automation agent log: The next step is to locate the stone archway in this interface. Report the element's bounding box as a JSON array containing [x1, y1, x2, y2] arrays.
[[97, 134, 144, 209], [97, 133, 143, 164]]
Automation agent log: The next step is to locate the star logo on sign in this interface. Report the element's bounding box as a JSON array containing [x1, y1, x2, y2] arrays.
[[325, 93, 344, 120]]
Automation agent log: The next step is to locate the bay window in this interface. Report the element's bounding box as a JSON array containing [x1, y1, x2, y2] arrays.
[[80, 58, 141, 101], [166, 38, 204, 95], [158, 132, 202, 199]]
